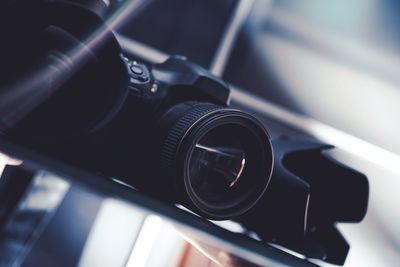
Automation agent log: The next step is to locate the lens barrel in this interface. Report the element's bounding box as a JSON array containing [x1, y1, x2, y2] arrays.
[[158, 102, 273, 220]]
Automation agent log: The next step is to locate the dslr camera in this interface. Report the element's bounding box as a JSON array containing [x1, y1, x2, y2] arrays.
[[0, 1, 368, 265]]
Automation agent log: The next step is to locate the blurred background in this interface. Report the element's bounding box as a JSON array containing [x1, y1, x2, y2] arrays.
[[1, 0, 400, 266]]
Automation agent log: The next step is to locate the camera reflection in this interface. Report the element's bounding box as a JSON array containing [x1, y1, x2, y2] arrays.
[[0, 153, 263, 267]]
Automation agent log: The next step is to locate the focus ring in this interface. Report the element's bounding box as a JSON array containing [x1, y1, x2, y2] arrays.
[[160, 102, 224, 170]]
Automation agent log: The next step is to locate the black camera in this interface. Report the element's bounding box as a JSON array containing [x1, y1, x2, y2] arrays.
[[74, 54, 275, 220], [0, 0, 273, 220], [0, 1, 369, 265]]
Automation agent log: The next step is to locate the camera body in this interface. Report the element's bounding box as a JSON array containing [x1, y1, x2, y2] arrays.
[[72, 54, 273, 221], [0, 0, 274, 221]]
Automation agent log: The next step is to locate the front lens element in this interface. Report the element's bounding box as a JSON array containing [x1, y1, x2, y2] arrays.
[[181, 109, 273, 219], [159, 102, 273, 220]]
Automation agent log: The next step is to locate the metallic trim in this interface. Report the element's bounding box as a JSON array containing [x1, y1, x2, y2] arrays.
[[209, 0, 255, 76]]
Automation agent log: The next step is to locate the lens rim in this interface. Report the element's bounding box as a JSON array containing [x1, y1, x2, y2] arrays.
[[176, 109, 274, 220]]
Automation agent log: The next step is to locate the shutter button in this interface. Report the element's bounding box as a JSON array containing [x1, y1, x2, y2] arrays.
[[130, 65, 143, 75]]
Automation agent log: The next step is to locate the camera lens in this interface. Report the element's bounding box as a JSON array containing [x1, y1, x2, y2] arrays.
[[159, 102, 273, 220]]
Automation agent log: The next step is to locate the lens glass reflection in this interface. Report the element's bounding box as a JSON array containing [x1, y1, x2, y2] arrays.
[[188, 127, 247, 206]]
